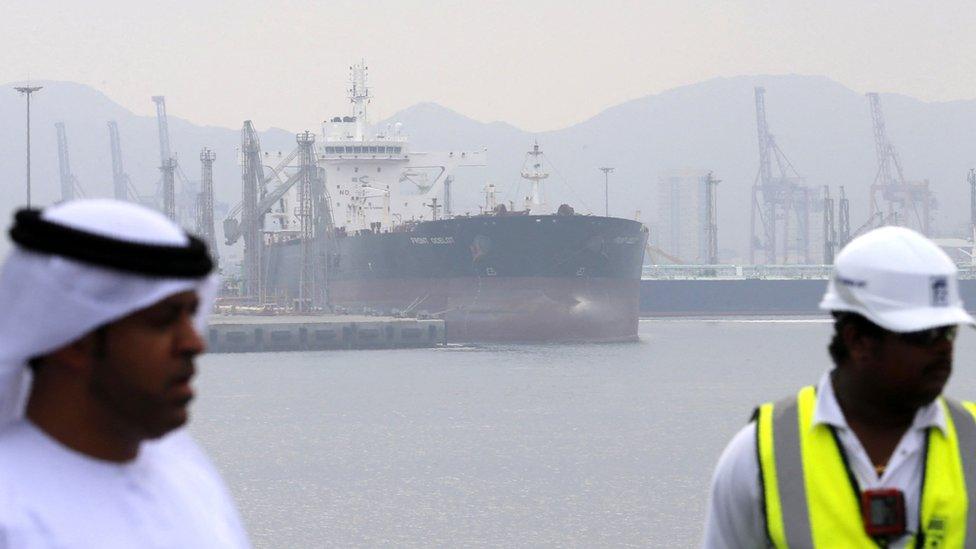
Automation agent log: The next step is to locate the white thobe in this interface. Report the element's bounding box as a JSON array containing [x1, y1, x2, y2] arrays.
[[0, 420, 250, 549], [702, 371, 946, 548]]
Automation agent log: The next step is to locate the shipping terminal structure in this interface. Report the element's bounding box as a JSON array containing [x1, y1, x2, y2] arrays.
[[223, 63, 648, 342]]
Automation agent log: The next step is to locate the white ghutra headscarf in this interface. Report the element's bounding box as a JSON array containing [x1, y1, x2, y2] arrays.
[[0, 199, 217, 427]]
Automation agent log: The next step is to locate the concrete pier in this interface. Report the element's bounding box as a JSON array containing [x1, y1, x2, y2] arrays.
[[207, 314, 445, 353]]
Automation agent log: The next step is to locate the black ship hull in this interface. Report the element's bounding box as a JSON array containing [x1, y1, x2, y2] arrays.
[[265, 215, 648, 342]]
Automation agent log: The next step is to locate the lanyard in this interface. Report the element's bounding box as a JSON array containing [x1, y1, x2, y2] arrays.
[[827, 425, 931, 548]]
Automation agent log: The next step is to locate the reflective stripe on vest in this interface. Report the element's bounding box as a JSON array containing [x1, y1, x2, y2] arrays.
[[756, 386, 976, 548]]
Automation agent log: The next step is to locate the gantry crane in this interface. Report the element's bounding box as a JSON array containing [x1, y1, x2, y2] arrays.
[[749, 87, 815, 264], [866, 93, 933, 235]]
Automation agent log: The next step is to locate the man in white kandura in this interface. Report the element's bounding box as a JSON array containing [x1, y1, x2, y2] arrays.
[[0, 199, 250, 548], [704, 226, 976, 548]]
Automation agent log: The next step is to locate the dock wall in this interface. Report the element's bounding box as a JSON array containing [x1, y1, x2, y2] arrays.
[[208, 316, 446, 353]]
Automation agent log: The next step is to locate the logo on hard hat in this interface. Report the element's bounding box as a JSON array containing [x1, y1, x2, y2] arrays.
[[931, 277, 949, 307], [837, 276, 867, 288]]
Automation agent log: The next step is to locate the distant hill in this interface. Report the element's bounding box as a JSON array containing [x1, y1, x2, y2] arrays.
[[380, 74, 976, 261], [3, 75, 976, 261]]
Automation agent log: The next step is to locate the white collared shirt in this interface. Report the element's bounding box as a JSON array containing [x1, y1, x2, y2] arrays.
[[702, 371, 946, 549]]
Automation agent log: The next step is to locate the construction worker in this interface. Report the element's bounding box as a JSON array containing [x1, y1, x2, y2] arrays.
[[0, 200, 250, 547], [703, 226, 976, 548]]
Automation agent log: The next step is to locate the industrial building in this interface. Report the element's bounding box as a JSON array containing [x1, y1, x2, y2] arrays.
[[652, 169, 718, 264]]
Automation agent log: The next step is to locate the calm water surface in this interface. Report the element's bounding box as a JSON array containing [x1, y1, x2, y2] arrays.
[[190, 319, 976, 548]]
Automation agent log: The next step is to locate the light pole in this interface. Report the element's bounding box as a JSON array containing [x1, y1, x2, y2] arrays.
[[599, 167, 614, 217], [15, 85, 42, 208]]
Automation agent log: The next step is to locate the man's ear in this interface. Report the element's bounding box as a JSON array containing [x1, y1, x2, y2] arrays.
[[842, 322, 875, 364], [44, 333, 100, 373]]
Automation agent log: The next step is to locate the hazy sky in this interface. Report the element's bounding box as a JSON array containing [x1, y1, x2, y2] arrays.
[[3, 0, 975, 132]]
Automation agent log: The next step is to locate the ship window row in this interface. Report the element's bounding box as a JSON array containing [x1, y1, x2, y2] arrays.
[[324, 146, 402, 154]]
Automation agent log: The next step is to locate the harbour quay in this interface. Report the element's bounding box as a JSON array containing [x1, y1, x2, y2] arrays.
[[207, 314, 445, 353]]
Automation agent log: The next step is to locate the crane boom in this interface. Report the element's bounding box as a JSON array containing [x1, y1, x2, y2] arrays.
[[755, 87, 773, 188], [152, 96, 172, 165], [55, 122, 83, 201], [224, 145, 300, 233], [152, 96, 177, 219], [108, 121, 136, 201]]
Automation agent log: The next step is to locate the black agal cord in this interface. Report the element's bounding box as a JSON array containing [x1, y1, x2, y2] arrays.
[[10, 209, 213, 278]]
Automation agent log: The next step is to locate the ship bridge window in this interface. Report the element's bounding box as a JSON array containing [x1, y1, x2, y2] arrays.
[[354, 146, 363, 154], [368, 146, 377, 153], [325, 147, 333, 153], [378, 147, 387, 153], [393, 147, 402, 154]]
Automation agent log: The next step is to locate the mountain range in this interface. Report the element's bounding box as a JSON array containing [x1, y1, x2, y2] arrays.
[[2, 74, 975, 262]]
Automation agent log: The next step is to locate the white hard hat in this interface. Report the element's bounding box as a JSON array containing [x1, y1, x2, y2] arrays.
[[819, 226, 975, 332]]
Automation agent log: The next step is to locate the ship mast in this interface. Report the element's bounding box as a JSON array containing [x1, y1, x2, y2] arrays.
[[349, 61, 369, 141], [520, 142, 549, 213]]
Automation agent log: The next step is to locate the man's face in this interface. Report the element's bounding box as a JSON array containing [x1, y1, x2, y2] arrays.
[[856, 326, 955, 410], [88, 290, 205, 439]]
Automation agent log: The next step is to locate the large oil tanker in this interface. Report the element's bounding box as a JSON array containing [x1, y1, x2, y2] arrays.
[[255, 64, 647, 342]]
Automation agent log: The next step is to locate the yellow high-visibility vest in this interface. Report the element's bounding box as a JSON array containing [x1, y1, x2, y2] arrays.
[[755, 386, 976, 548]]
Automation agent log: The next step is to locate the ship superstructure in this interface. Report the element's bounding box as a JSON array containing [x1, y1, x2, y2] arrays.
[[271, 62, 486, 236]]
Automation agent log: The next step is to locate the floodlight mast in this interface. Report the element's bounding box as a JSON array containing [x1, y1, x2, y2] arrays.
[[15, 85, 42, 207], [600, 167, 614, 217]]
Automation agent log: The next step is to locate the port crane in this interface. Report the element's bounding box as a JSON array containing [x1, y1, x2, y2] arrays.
[[221, 122, 302, 299], [55, 122, 85, 201], [223, 131, 336, 304], [152, 96, 177, 220], [749, 87, 816, 265], [822, 186, 836, 264], [151, 96, 199, 224], [107, 121, 139, 201], [198, 148, 219, 266], [222, 122, 337, 305], [866, 92, 933, 235]]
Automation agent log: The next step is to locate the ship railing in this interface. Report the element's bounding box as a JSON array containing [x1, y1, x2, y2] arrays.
[[742, 265, 833, 279], [642, 264, 833, 279], [642, 265, 739, 279], [643, 264, 976, 280]]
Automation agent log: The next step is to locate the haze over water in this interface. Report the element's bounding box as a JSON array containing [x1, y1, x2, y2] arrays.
[[191, 319, 976, 547]]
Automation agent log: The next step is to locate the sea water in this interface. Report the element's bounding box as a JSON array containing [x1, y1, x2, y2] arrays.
[[191, 318, 976, 547]]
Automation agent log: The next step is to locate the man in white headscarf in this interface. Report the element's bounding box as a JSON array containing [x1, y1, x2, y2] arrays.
[[0, 199, 250, 548]]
